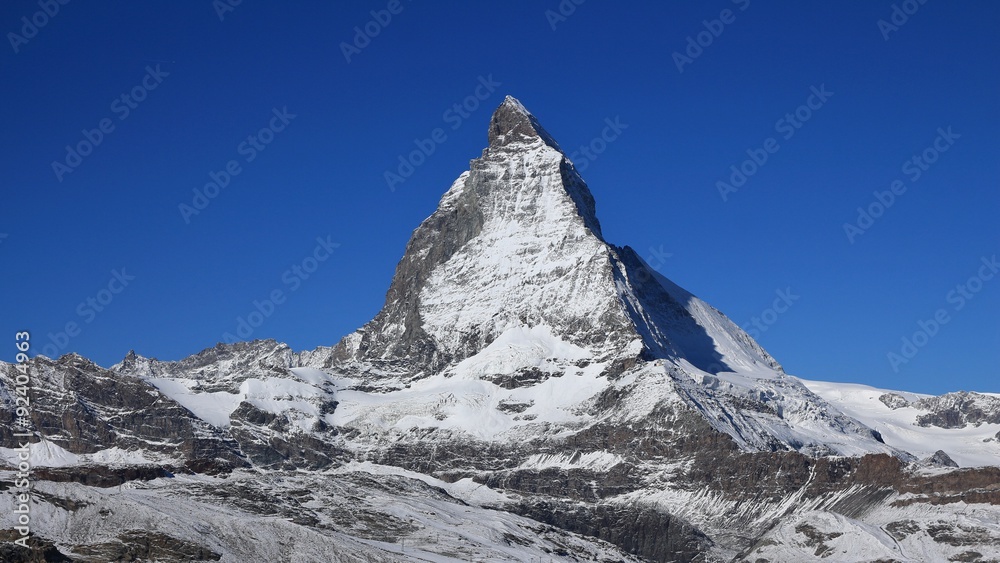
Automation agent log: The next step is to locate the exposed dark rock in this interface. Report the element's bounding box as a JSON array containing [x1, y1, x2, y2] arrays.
[[487, 367, 551, 389], [885, 519, 921, 540], [32, 464, 173, 488], [72, 530, 222, 562], [478, 464, 637, 501], [0, 356, 245, 470], [915, 392, 1000, 429], [879, 393, 910, 409], [512, 499, 712, 563], [795, 522, 842, 557], [487, 95, 562, 151], [226, 421, 340, 470], [32, 491, 90, 512], [927, 522, 994, 546], [0, 531, 72, 562], [926, 450, 960, 468], [496, 400, 532, 413], [113, 340, 295, 388]]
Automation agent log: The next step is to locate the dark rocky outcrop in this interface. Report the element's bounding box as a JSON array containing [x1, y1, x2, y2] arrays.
[[72, 530, 222, 562], [926, 450, 960, 468], [0, 356, 246, 469], [513, 499, 713, 563], [879, 392, 910, 409], [0, 531, 72, 563], [915, 392, 1000, 429], [31, 464, 173, 488]]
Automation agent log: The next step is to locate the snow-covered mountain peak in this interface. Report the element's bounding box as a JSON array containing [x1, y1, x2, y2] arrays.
[[487, 95, 562, 151], [326, 96, 787, 390]]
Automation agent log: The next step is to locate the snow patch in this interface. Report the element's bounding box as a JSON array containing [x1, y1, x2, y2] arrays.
[[519, 450, 624, 472]]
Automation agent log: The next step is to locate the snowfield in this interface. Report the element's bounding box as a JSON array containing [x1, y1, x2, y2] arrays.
[[800, 378, 1000, 467]]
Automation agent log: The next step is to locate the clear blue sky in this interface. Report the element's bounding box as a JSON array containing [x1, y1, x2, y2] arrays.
[[1, 1, 997, 394]]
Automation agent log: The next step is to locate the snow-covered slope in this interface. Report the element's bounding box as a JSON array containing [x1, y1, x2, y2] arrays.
[[0, 467, 644, 562], [800, 378, 1000, 467], [746, 507, 1000, 563]]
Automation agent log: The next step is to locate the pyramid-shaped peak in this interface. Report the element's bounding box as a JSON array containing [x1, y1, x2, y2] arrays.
[[329, 95, 782, 379], [488, 96, 560, 150], [499, 95, 529, 114]]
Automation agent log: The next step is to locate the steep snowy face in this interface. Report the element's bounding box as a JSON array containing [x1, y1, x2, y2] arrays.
[[336, 97, 630, 371], [335, 96, 782, 375]]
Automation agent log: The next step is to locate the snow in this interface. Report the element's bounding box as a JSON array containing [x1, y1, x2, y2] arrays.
[[329, 460, 510, 506], [289, 366, 339, 387], [146, 378, 244, 428], [416, 139, 630, 365], [145, 370, 341, 431], [518, 450, 624, 472], [1, 439, 79, 467], [0, 440, 165, 467], [328, 324, 612, 440], [333, 359, 609, 441], [0, 468, 643, 562], [749, 506, 1000, 562], [452, 324, 590, 378], [799, 378, 1000, 467]]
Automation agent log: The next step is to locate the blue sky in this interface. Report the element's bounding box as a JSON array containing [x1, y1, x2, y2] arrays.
[[1, 1, 997, 394]]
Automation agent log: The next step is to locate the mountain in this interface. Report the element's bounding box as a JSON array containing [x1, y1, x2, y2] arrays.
[[330, 96, 782, 377], [3, 97, 1000, 562]]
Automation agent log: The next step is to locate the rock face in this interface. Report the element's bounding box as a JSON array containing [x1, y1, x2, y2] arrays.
[[914, 391, 1000, 429], [0, 354, 245, 473], [879, 392, 910, 409], [113, 340, 297, 387], [926, 449, 960, 468], [2, 97, 1000, 562]]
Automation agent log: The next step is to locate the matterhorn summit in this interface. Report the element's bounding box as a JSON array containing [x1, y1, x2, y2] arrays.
[[3, 97, 1000, 563], [334, 96, 782, 378]]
